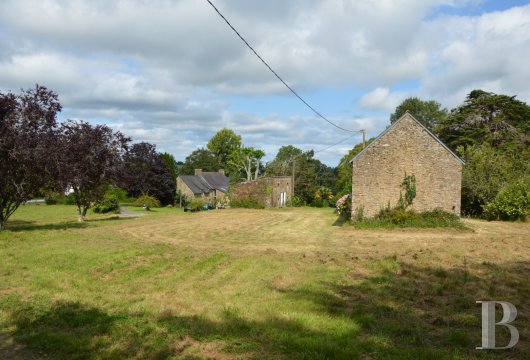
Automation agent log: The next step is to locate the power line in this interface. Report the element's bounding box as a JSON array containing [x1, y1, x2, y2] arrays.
[[205, 0, 360, 133], [314, 132, 360, 154]]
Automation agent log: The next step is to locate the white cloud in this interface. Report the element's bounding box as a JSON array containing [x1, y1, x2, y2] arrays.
[[0, 0, 528, 166], [358, 87, 407, 112]]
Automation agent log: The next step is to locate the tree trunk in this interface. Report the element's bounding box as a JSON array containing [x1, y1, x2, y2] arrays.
[[254, 158, 260, 180], [77, 206, 84, 222]]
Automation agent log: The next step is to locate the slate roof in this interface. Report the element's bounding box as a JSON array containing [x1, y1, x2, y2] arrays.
[[349, 112, 465, 165], [179, 172, 229, 195]]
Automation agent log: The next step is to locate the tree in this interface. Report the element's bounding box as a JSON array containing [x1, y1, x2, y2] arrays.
[[160, 152, 178, 184], [0, 85, 62, 231], [437, 90, 530, 152], [180, 148, 221, 175], [335, 138, 375, 196], [265, 146, 318, 204], [229, 147, 265, 181], [457, 144, 527, 217], [207, 128, 242, 170], [58, 120, 129, 221], [121, 143, 175, 205], [390, 97, 447, 131]]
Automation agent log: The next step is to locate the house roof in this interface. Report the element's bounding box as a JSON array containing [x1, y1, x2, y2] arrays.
[[179, 172, 229, 194], [349, 112, 465, 165]]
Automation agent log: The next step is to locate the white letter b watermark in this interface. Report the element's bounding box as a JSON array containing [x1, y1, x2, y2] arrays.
[[476, 301, 519, 349]]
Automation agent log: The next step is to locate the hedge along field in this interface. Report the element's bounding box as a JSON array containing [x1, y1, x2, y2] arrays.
[[1, 205, 529, 359]]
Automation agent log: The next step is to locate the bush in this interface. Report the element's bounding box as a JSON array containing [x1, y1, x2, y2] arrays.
[[188, 198, 206, 211], [134, 195, 161, 211], [335, 194, 351, 215], [230, 197, 265, 209], [93, 194, 120, 214], [286, 195, 305, 207], [45, 192, 76, 205], [355, 208, 465, 229], [483, 180, 529, 221]]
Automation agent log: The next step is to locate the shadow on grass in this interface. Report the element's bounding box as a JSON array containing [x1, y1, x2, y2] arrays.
[[3, 261, 529, 359], [6, 216, 135, 232], [332, 213, 350, 227]]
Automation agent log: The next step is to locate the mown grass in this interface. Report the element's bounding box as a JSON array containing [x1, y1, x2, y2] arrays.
[[0, 205, 529, 359]]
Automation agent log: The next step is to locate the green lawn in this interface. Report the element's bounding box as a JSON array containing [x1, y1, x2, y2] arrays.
[[1, 205, 529, 359]]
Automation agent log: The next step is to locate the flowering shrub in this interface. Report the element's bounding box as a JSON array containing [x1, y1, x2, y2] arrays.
[[335, 194, 351, 215]]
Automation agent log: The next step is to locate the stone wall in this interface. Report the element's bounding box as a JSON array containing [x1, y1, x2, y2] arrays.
[[231, 177, 292, 208], [351, 114, 462, 219], [176, 177, 198, 200]]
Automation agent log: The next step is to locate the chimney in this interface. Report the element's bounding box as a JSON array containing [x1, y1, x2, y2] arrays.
[[194, 169, 202, 176], [218, 169, 225, 176]]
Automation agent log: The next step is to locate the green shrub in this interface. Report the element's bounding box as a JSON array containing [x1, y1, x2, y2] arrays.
[[483, 180, 529, 221], [188, 198, 206, 211], [230, 197, 265, 209], [287, 195, 305, 207], [105, 186, 130, 202], [93, 194, 120, 214], [45, 192, 76, 205], [134, 195, 161, 211], [356, 208, 465, 229]]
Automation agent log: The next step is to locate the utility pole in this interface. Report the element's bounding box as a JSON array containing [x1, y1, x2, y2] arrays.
[[362, 128, 366, 149], [291, 156, 295, 202]]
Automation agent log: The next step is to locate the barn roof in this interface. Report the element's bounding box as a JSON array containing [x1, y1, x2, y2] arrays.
[[179, 172, 229, 194], [349, 112, 465, 165]]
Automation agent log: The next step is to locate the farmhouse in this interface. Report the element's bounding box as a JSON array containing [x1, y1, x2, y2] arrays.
[[350, 112, 464, 219], [231, 176, 292, 208], [176, 169, 229, 203]]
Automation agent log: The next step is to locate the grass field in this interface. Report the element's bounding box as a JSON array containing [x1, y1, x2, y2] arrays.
[[1, 205, 529, 359]]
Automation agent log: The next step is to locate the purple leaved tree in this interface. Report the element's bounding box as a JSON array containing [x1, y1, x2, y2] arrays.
[[58, 120, 129, 221], [0, 85, 62, 231]]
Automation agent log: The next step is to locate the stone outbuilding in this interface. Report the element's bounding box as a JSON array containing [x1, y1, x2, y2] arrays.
[[231, 176, 292, 208], [349, 113, 464, 219], [176, 169, 229, 203]]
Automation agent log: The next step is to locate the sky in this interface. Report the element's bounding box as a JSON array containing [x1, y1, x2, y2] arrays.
[[1, 0, 529, 166]]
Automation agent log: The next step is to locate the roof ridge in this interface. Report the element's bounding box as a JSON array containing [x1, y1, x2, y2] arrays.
[[349, 113, 464, 164]]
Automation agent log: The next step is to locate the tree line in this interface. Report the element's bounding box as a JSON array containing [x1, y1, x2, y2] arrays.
[[0, 85, 177, 229], [2, 85, 528, 230]]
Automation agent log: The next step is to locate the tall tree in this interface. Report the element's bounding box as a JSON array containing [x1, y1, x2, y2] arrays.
[[207, 128, 242, 170], [121, 143, 175, 205], [266, 146, 317, 204], [160, 152, 178, 184], [58, 120, 129, 221], [437, 90, 530, 152], [229, 147, 265, 181], [0, 85, 62, 231], [390, 97, 447, 131], [180, 148, 221, 175]]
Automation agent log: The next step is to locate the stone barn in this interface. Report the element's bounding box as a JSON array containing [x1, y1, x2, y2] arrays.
[[231, 177, 292, 208], [349, 112, 464, 219]]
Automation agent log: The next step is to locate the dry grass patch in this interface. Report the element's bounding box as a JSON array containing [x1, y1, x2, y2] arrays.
[[0, 205, 528, 359]]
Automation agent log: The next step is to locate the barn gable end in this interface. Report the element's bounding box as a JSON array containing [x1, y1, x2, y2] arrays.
[[350, 113, 463, 219]]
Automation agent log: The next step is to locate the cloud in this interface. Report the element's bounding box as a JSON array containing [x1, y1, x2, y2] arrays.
[[0, 0, 528, 166], [358, 87, 407, 112]]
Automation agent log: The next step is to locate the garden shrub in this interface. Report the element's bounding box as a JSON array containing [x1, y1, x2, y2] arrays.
[[45, 192, 76, 205], [230, 197, 265, 209], [134, 195, 161, 210], [188, 198, 206, 211], [355, 207, 465, 229], [483, 179, 529, 221], [335, 194, 351, 216], [93, 194, 120, 214], [287, 195, 305, 207]]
